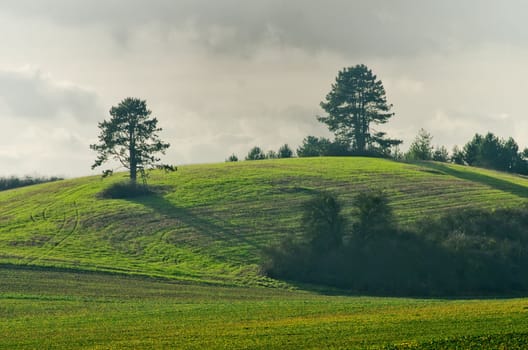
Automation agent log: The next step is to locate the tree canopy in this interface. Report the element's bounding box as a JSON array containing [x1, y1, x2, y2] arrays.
[[278, 144, 294, 158], [406, 128, 433, 161], [90, 97, 172, 184], [318, 64, 401, 154], [462, 132, 527, 174], [245, 146, 266, 160]]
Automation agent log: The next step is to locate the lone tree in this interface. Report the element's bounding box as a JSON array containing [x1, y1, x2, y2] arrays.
[[318, 64, 401, 154], [90, 97, 171, 184]]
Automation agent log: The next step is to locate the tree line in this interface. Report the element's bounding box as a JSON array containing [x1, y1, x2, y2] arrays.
[[404, 128, 528, 174], [226, 64, 528, 176], [0, 175, 63, 191]]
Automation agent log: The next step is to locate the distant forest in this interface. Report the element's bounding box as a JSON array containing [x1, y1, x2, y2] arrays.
[[0, 176, 63, 191]]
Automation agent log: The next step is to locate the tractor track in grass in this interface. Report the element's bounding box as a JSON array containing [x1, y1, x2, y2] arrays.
[[3, 157, 528, 284], [34, 182, 96, 258], [27, 201, 80, 264]]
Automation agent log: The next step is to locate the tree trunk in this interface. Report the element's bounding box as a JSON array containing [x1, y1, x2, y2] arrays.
[[129, 127, 137, 185], [130, 159, 137, 185]]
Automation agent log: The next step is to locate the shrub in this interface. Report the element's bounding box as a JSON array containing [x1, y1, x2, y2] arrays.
[[297, 136, 332, 157], [99, 181, 153, 199], [301, 192, 345, 252], [263, 190, 528, 296], [266, 150, 278, 159], [278, 144, 293, 158], [226, 154, 238, 162], [245, 146, 266, 160]]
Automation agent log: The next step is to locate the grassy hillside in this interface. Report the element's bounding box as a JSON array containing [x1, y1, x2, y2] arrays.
[[1, 157, 528, 285]]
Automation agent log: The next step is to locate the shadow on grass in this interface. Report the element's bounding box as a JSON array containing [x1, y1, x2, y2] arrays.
[[286, 281, 528, 300], [129, 194, 260, 249], [418, 162, 528, 199]]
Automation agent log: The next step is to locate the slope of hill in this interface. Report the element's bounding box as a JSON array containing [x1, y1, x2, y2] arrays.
[[1, 157, 528, 285]]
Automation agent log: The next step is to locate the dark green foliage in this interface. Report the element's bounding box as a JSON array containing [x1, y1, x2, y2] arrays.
[[326, 138, 353, 156], [297, 136, 332, 157], [301, 192, 345, 252], [264, 189, 528, 296], [266, 150, 278, 159], [90, 97, 172, 184], [99, 181, 153, 199], [318, 64, 402, 153], [432, 145, 449, 162], [0, 176, 62, 191], [245, 146, 266, 160], [156, 164, 177, 172], [406, 128, 433, 161], [296, 136, 354, 157], [451, 145, 465, 165], [277, 144, 293, 158], [226, 153, 239, 162], [352, 189, 394, 241], [263, 192, 345, 279], [462, 132, 528, 174]]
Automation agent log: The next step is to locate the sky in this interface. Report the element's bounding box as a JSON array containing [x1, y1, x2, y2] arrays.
[[1, 0, 528, 177]]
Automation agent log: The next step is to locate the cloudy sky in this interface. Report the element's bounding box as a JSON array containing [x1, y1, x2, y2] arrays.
[[1, 0, 528, 177]]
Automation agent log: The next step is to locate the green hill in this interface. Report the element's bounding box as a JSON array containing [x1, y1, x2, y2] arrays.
[[1, 157, 528, 286]]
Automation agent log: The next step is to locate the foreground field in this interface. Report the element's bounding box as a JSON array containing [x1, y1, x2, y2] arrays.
[[1, 267, 528, 349], [1, 157, 528, 286]]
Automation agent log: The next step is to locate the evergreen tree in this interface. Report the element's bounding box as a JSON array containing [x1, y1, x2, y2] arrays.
[[90, 97, 171, 184], [278, 144, 294, 158], [406, 128, 433, 161], [318, 64, 401, 154], [226, 154, 238, 162], [451, 145, 465, 165], [432, 146, 449, 162], [245, 146, 266, 160], [296, 136, 332, 157]]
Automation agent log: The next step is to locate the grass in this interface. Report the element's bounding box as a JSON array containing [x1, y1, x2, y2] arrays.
[[2, 157, 528, 285], [2, 267, 528, 349], [3, 157, 528, 348]]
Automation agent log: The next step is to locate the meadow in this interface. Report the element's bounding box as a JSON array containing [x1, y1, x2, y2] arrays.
[[2, 157, 528, 348], [2, 267, 528, 349], [1, 157, 528, 285]]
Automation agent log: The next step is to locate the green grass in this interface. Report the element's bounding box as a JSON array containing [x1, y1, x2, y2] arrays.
[[2, 268, 528, 349], [2, 157, 528, 285], [3, 157, 528, 348]]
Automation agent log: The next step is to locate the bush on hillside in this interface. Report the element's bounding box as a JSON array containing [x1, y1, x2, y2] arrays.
[[278, 144, 294, 158], [263, 190, 528, 296], [296, 136, 353, 157], [245, 146, 266, 160], [226, 154, 239, 162], [99, 181, 154, 199]]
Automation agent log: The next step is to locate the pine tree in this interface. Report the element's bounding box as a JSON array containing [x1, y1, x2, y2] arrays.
[[90, 97, 171, 184], [318, 64, 401, 154]]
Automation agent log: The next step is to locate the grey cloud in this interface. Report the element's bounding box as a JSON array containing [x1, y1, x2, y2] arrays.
[[0, 69, 103, 122], [2, 1, 528, 57]]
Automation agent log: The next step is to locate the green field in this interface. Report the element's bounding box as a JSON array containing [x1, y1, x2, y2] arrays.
[[2, 268, 528, 349], [2, 157, 528, 348]]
